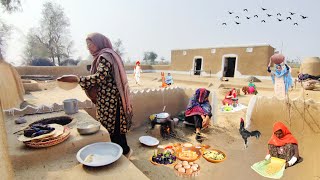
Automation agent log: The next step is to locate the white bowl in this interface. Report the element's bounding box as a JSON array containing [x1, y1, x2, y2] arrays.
[[76, 142, 123, 167], [139, 136, 159, 146]]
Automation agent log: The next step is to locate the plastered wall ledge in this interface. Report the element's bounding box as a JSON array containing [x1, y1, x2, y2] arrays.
[[4, 100, 94, 116], [254, 95, 320, 103]]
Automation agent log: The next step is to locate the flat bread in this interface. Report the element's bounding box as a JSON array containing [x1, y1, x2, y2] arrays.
[[57, 81, 78, 90], [18, 124, 64, 142]]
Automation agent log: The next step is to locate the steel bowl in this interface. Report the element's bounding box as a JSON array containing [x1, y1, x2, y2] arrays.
[[77, 122, 101, 135]]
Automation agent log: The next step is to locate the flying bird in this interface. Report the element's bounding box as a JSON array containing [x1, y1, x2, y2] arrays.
[[261, 7, 267, 11], [267, 14, 272, 17], [286, 17, 292, 20], [294, 23, 299, 26], [301, 15, 308, 19], [239, 118, 261, 149], [277, 18, 283, 22], [289, 12, 296, 15], [228, 11, 234, 14], [277, 13, 282, 16], [222, 23, 227, 26], [254, 15, 259, 18], [235, 21, 241, 25], [261, 20, 266, 23], [235, 16, 240, 19], [246, 16, 251, 19], [243, 9, 248, 12]]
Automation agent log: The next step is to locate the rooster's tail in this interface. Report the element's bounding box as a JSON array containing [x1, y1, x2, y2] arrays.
[[250, 130, 261, 139]]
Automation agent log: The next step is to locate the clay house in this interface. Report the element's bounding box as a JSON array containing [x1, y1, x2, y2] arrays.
[[170, 44, 275, 78]]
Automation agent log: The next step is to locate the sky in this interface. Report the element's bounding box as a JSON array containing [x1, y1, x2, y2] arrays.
[[1, 0, 320, 65]]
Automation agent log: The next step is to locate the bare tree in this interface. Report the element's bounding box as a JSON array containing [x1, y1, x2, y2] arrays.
[[113, 39, 125, 58], [27, 2, 73, 66]]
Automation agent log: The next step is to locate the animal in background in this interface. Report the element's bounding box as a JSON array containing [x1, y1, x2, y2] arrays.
[[239, 118, 261, 148], [242, 86, 249, 95]]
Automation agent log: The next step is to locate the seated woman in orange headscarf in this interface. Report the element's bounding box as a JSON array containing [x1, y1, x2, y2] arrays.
[[265, 122, 302, 168], [222, 88, 237, 105]]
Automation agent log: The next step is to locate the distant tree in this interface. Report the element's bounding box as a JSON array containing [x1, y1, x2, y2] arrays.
[[30, 58, 54, 66], [0, 0, 21, 12], [143, 51, 158, 65], [23, 29, 50, 65], [60, 59, 80, 66], [25, 2, 73, 66], [113, 39, 125, 58], [0, 19, 11, 60]]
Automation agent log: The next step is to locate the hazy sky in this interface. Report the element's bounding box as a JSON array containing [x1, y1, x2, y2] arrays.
[[1, 0, 320, 65]]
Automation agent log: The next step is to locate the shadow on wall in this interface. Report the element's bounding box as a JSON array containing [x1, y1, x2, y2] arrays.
[[250, 96, 320, 135]]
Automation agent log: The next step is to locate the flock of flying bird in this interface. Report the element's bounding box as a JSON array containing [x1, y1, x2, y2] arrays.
[[222, 7, 308, 26]]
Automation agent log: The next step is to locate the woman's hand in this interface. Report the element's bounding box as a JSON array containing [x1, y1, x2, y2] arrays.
[[57, 75, 79, 83]]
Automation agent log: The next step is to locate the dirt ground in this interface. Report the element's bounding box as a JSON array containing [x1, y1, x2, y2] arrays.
[[24, 73, 320, 180]]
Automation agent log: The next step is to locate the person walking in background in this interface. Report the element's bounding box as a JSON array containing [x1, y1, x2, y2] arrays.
[[57, 33, 133, 158], [134, 60, 142, 85]]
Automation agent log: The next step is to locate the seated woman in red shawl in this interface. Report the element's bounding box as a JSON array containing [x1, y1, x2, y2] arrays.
[[184, 88, 212, 141], [222, 88, 237, 105], [265, 122, 302, 168]]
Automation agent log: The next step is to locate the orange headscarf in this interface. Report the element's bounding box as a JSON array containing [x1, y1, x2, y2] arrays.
[[268, 122, 298, 146]]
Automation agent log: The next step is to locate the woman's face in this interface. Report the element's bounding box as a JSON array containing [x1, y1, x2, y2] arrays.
[[86, 39, 99, 55], [276, 65, 282, 71], [274, 129, 284, 139]]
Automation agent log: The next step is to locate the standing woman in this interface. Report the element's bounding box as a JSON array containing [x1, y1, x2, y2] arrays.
[[268, 54, 293, 99], [58, 33, 133, 157]]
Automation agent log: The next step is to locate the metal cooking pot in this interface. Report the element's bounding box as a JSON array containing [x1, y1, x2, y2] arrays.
[[63, 99, 79, 115], [155, 112, 170, 123]]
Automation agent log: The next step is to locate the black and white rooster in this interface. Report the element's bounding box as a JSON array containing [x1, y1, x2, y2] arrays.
[[239, 118, 261, 148]]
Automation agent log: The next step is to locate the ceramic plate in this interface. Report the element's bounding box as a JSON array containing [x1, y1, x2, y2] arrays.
[[139, 136, 160, 146], [76, 142, 123, 167]]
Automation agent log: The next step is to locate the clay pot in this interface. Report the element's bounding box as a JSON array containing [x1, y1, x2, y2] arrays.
[[271, 54, 285, 64]]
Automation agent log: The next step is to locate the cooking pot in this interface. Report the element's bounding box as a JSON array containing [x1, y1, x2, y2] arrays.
[[63, 99, 79, 115], [154, 112, 170, 123]]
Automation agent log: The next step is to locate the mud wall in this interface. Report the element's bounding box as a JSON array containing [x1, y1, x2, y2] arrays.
[[249, 96, 320, 178], [0, 60, 25, 109], [128, 87, 216, 129], [16, 64, 170, 78], [250, 96, 320, 135], [0, 101, 14, 180]]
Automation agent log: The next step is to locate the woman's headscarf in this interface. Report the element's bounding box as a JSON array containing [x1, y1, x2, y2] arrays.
[[271, 64, 293, 92], [226, 88, 237, 98], [268, 122, 298, 147], [185, 88, 212, 117], [86, 33, 133, 122]]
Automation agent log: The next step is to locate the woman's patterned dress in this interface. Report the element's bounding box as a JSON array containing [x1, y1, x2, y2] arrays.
[[79, 57, 128, 134]]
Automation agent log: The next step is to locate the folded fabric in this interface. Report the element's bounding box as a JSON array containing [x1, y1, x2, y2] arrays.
[[251, 157, 286, 179]]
